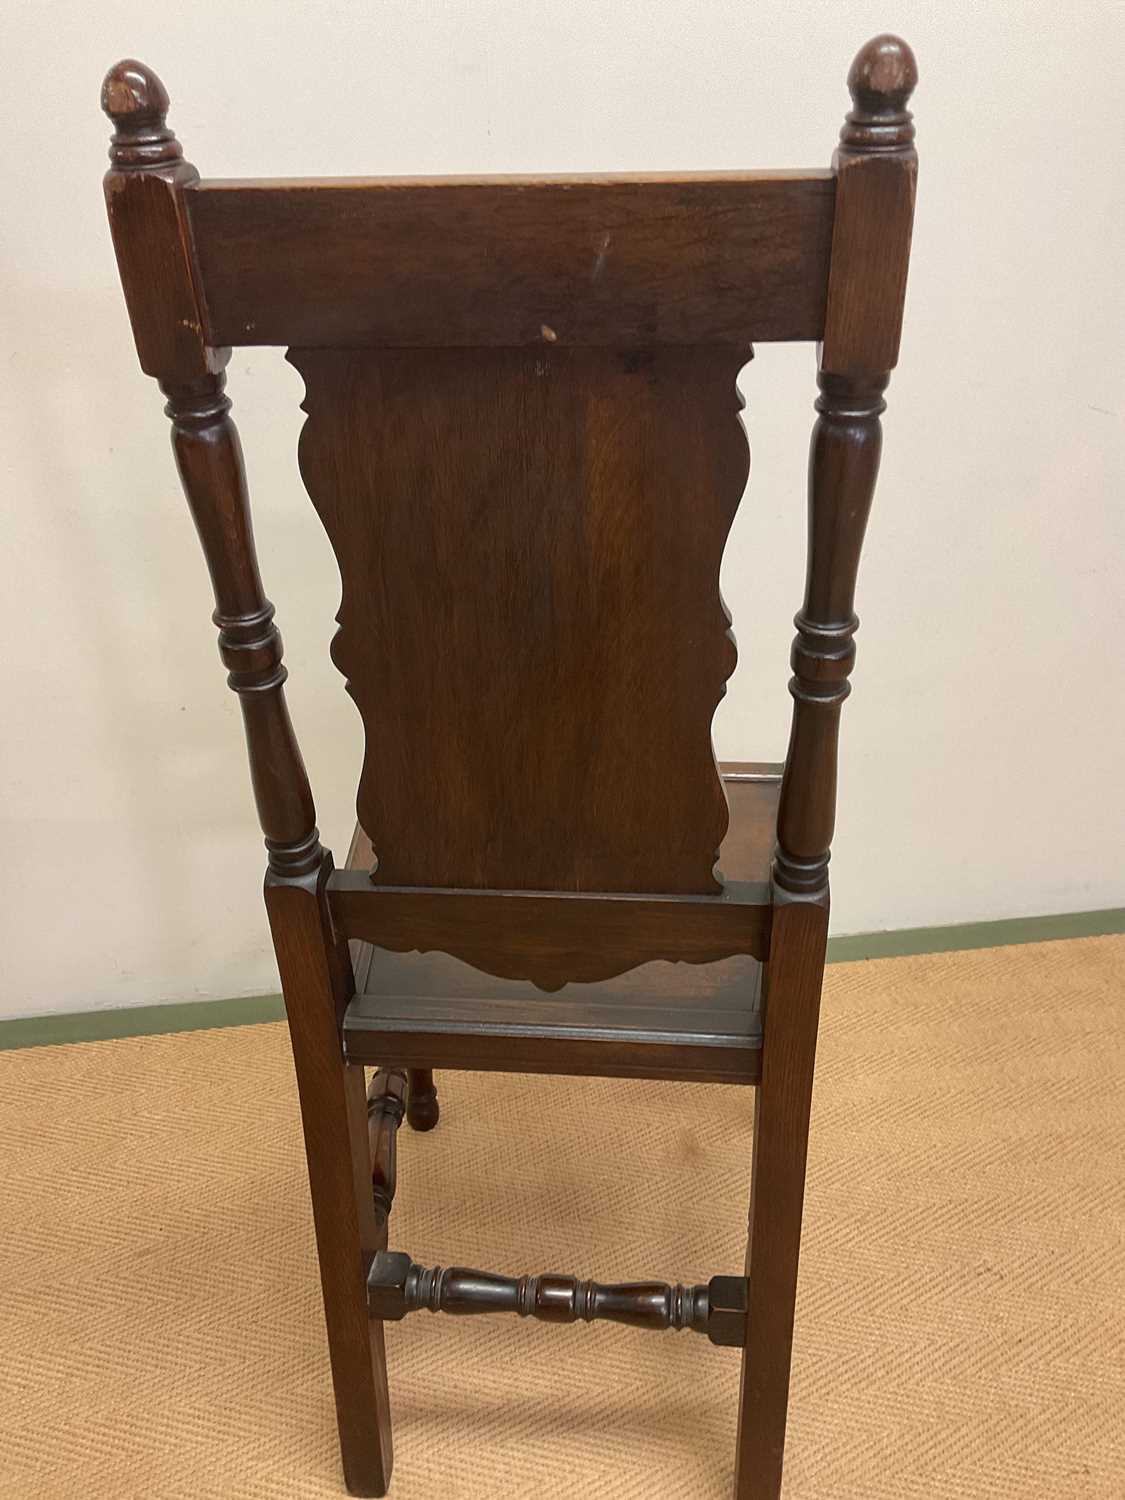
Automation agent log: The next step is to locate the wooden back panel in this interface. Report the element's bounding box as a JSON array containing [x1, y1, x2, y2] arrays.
[[169, 166, 838, 900], [101, 33, 917, 957], [289, 343, 749, 893], [179, 172, 835, 896]]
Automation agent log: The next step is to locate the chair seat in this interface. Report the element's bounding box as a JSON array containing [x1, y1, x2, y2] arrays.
[[340, 763, 776, 1085]]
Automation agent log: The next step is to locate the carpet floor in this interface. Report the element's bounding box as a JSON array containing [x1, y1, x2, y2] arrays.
[[1, 935, 1122, 1499]]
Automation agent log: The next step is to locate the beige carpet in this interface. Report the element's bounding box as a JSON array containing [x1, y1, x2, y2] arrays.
[[1, 935, 1123, 1499]]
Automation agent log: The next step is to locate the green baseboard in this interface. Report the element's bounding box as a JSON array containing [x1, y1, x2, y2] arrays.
[[824, 906, 1125, 962], [1, 907, 1122, 1052], [0, 993, 285, 1051]]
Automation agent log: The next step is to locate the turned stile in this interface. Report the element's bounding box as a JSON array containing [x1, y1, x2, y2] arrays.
[[164, 376, 326, 878], [771, 366, 887, 897], [101, 61, 320, 881], [737, 36, 918, 1500], [774, 33, 918, 899], [102, 63, 393, 1496]]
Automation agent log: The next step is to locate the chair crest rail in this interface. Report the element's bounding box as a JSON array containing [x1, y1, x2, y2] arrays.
[[184, 172, 835, 349]]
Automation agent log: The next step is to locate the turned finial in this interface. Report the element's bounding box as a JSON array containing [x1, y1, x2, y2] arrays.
[[840, 34, 917, 155], [101, 59, 183, 168]]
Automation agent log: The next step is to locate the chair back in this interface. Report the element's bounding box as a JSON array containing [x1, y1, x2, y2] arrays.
[[101, 38, 917, 979]]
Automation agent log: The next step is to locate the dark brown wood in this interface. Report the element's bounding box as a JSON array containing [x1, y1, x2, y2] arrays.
[[345, 765, 781, 887], [822, 35, 919, 375], [342, 762, 786, 1008], [346, 837, 442, 1137], [351, 944, 762, 1013], [345, 820, 378, 994], [343, 769, 768, 1079], [265, 861, 394, 1497], [343, 961, 763, 1082], [774, 35, 916, 900], [737, 38, 918, 1500], [735, 894, 830, 1499], [291, 344, 749, 901], [772, 368, 885, 895], [367, 1069, 407, 1229], [101, 61, 223, 383], [187, 173, 835, 349], [405, 1069, 439, 1133], [336, 767, 777, 989], [102, 62, 393, 1496], [328, 876, 770, 990], [164, 372, 322, 877], [101, 34, 918, 1500], [103, 63, 319, 880], [368, 1252, 748, 1347]]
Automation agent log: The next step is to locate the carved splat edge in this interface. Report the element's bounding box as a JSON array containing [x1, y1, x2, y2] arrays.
[[327, 874, 771, 991], [708, 355, 753, 877]]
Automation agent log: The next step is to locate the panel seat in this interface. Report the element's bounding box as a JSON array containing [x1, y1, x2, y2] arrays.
[[341, 764, 777, 1083]]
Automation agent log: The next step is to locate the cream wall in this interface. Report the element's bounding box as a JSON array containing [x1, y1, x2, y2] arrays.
[[2, 2, 1122, 1019]]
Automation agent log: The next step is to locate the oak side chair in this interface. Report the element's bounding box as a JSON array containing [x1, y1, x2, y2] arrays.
[[101, 33, 917, 1499]]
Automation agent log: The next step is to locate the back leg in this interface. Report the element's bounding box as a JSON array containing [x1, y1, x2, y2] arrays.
[[406, 1068, 440, 1131], [734, 899, 828, 1500], [267, 876, 394, 1497]]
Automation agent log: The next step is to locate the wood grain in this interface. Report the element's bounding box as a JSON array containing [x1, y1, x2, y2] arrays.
[[264, 862, 394, 1497], [163, 371, 322, 878], [345, 764, 780, 889], [186, 173, 835, 348], [336, 768, 777, 990], [101, 61, 222, 382], [328, 876, 770, 991], [821, 34, 918, 374], [292, 345, 751, 898], [100, 35, 920, 1500], [103, 63, 396, 1494], [342, 965, 763, 1083], [740, 35, 918, 1500], [773, 371, 886, 896], [735, 894, 829, 1497], [368, 1252, 748, 1346]]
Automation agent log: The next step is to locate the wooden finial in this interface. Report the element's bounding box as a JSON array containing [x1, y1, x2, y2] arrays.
[[840, 33, 918, 155], [101, 59, 182, 168]]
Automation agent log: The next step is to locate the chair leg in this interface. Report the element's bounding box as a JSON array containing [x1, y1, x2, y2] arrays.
[[406, 1068, 440, 1131], [734, 897, 828, 1500], [267, 870, 394, 1497]]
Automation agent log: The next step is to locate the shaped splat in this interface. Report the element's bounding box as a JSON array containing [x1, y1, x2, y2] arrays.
[[289, 344, 750, 896]]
